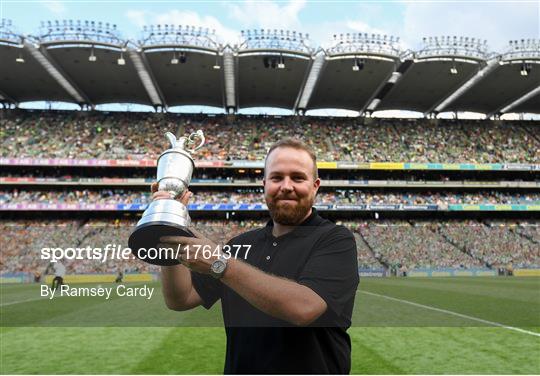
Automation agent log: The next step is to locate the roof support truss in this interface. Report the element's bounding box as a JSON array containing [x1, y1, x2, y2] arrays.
[[0, 89, 17, 104], [431, 58, 499, 114], [223, 51, 236, 110], [491, 85, 540, 116], [27, 42, 90, 105], [295, 54, 324, 111], [129, 49, 165, 108]]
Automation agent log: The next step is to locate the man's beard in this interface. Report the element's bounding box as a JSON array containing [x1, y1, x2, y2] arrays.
[[266, 194, 314, 226]]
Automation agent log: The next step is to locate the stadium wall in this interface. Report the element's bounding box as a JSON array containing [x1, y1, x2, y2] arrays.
[[408, 268, 497, 277], [513, 268, 540, 277]]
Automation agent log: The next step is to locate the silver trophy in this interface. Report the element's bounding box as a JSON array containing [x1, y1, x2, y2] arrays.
[[129, 130, 205, 266]]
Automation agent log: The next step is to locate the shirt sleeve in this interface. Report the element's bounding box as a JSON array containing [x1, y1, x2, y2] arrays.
[[191, 271, 222, 309], [297, 225, 359, 317]]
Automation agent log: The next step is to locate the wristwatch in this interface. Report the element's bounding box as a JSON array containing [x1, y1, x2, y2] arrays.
[[210, 255, 228, 279]]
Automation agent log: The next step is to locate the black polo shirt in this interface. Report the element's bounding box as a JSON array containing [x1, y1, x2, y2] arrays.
[[191, 208, 359, 374]]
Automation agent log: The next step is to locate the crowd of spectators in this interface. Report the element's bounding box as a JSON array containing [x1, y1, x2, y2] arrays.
[[1, 188, 538, 206], [356, 221, 485, 270], [513, 222, 540, 244], [438, 221, 540, 268], [1, 110, 538, 163], [0, 189, 151, 205], [317, 190, 540, 205], [1, 110, 538, 277], [1, 219, 537, 275], [0, 219, 262, 276]]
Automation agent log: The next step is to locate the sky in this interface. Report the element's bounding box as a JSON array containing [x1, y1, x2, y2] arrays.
[[1, 0, 539, 118]]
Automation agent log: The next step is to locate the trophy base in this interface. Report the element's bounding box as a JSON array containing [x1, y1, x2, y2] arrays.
[[129, 222, 194, 266]]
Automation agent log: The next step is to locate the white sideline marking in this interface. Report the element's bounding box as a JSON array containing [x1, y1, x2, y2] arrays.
[[0, 297, 48, 307], [360, 290, 540, 338]]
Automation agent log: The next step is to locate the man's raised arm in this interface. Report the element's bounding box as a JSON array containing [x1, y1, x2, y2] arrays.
[[161, 264, 203, 311], [151, 182, 204, 311]]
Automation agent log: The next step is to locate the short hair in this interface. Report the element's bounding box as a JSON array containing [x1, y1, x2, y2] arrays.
[[264, 138, 318, 180]]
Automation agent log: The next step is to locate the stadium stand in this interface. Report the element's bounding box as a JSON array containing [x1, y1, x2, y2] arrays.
[[1, 219, 538, 275], [1, 188, 539, 206], [1, 110, 538, 163], [438, 221, 540, 268], [1, 109, 539, 278], [357, 221, 486, 270], [1, 22, 539, 277]]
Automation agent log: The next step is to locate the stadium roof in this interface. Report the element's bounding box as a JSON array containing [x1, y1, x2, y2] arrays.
[[0, 21, 539, 116], [445, 60, 540, 115], [306, 55, 398, 112], [236, 50, 312, 109], [376, 57, 484, 113], [0, 41, 75, 103], [43, 42, 152, 105], [511, 91, 540, 114], [143, 47, 224, 108]]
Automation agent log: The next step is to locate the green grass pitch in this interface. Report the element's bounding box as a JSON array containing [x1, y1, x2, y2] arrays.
[[1, 277, 539, 374]]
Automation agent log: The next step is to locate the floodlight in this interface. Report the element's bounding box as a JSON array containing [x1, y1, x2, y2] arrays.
[[213, 53, 221, 69], [520, 62, 531, 76], [277, 55, 285, 69], [352, 58, 364, 71], [89, 47, 96, 62]]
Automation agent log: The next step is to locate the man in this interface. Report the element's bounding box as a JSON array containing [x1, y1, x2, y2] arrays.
[[156, 138, 359, 374], [50, 261, 65, 290], [115, 266, 124, 283]]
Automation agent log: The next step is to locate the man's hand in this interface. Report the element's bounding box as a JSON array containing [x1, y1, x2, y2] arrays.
[[151, 182, 220, 274], [158, 227, 221, 275], [151, 182, 193, 204]]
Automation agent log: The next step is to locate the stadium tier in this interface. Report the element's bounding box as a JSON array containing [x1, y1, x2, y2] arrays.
[[1, 110, 539, 163], [2, 219, 539, 276], [1, 188, 539, 206], [0, 110, 539, 278]]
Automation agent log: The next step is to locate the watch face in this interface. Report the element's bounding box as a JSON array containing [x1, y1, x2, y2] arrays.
[[212, 260, 226, 275]]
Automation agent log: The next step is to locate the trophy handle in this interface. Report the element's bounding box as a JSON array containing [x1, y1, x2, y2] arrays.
[[186, 130, 205, 152], [165, 132, 177, 149]]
